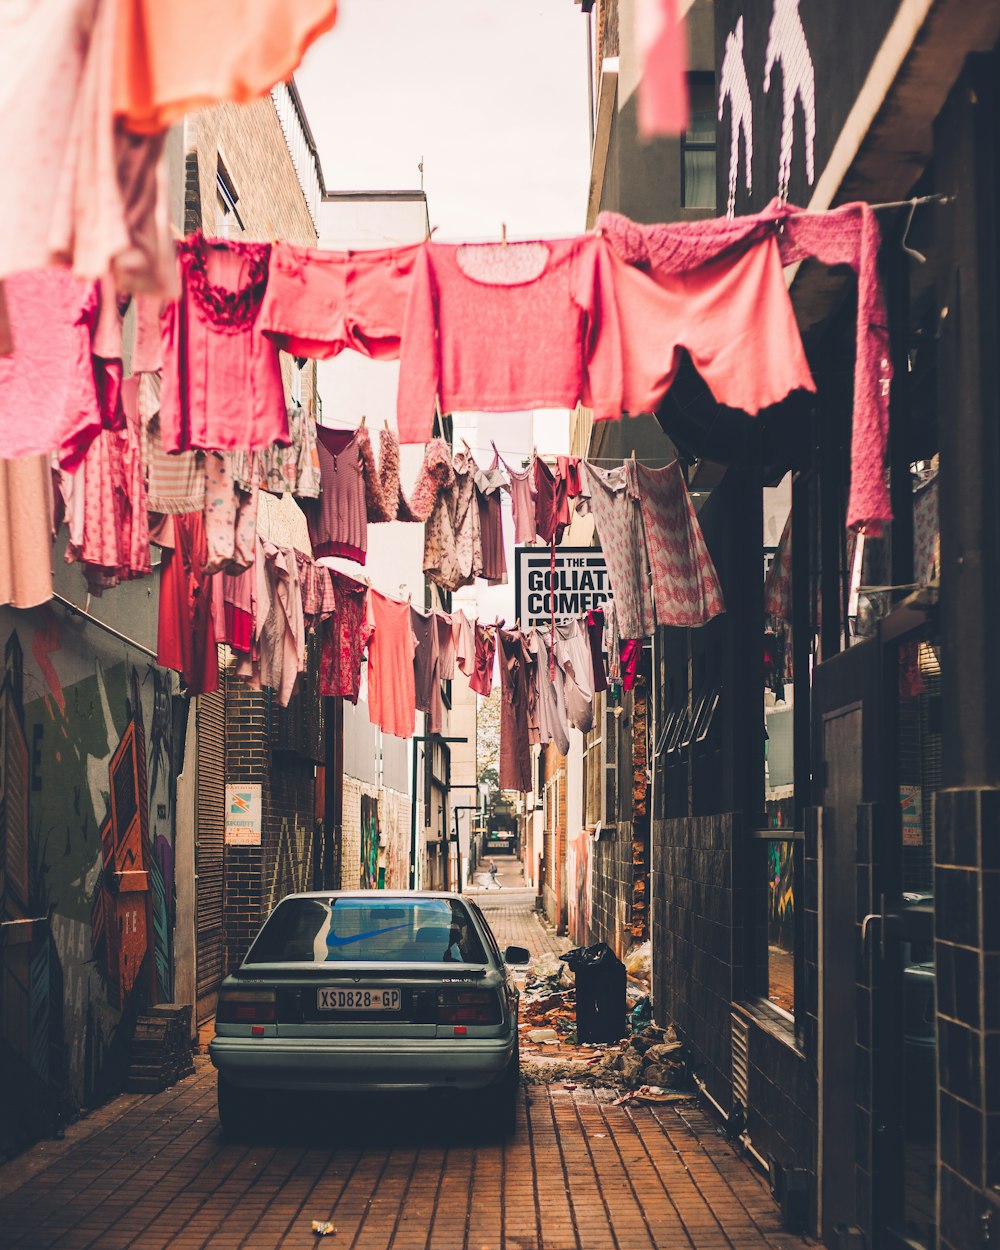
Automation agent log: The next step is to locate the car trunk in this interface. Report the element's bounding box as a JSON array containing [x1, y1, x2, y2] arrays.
[[235, 962, 500, 1039]]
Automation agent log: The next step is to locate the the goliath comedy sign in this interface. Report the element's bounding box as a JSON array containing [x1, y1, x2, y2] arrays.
[[514, 547, 611, 628]]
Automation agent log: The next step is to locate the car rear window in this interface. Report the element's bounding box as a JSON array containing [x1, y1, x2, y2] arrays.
[[245, 897, 490, 965]]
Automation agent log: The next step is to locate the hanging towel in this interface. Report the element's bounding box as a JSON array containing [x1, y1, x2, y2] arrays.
[[635, 461, 725, 627]]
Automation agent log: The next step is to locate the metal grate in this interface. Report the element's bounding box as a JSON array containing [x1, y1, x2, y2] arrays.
[[195, 668, 226, 1019], [731, 1013, 750, 1108]]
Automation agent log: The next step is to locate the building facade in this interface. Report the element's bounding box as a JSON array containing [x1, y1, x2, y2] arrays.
[[598, 2, 1000, 1248]]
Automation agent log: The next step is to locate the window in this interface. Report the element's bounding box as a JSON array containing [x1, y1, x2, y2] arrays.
[[681, 75, 717, 210], [215, 159, 244, 238]]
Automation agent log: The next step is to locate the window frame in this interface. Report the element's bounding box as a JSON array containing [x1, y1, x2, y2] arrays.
[[680, 71, 717, 211]]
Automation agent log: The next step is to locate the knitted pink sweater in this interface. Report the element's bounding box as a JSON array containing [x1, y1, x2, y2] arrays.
[[597, 200, 892, 535]]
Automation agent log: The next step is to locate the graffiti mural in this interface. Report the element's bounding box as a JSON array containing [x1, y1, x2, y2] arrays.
[[767, 838, 795, 951], [360, 794, 380, 889], [0, 609, 175, 1152]]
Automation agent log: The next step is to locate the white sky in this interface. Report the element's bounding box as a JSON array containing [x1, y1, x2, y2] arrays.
[[296, 3, 592, 620], [295, 0, 593, 239]]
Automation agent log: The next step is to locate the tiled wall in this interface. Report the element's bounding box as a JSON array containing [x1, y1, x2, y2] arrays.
[[935, 787, 1000, 1250]]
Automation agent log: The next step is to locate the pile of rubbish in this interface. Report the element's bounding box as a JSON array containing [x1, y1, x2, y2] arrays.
[[516, 951, 692, 1097]]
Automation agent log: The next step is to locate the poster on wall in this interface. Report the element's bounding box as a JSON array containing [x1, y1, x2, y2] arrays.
[[900, 785, 923, 847], [514, 546, 611, 628], [225, 784, 263, 845]]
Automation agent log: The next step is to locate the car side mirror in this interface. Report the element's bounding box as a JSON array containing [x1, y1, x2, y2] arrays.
[[504, 945, 531, 966]]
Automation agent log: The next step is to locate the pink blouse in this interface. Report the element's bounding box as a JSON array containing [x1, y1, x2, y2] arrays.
[[396, 236, 623, 444], [159, 235, 287, 453]]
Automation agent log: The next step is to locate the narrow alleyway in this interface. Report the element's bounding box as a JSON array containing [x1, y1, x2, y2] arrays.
[[0, 871, 812, 1250]]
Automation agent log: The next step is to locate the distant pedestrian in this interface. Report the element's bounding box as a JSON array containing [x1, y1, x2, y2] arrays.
[[488, 859, 499, 887]]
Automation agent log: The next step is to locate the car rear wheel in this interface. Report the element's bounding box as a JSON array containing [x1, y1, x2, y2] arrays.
[[217, 1074, 256, 1140], [482, 1048, 520, 1138]]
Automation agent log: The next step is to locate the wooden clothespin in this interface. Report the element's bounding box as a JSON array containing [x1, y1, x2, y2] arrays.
[[501, 223, 507, 248], [359, 414, 367, 428], [384, 418, 390, 430]]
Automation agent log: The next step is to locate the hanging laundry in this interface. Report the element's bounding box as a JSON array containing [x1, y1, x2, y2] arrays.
[[635, 0, 689, 138], [396, 236, 624, 443], [296, 553, 337, 631], [635, 461, 725, 626], [308, 425, 368, 563], [113, 0, 338, 135], [92, 278, 127, 432], [559, 455, 583, 498], [395, 438, 455, 523], [424, 449, 481, 592], [0, 0, 169, 289], [502, 455, 538, 545], [534, 456, 571, 544], [597, 200, 892, 534], [475, 451, 508, 585], [603, 234, 815, 419], [577, 461, 654, 641], [132, 295, 164, 373], [258, 541, 306, 707], [65, 398, 151, 594], [0, 270, 102, 469], [452, 608, 476, 678], [219, 567, 255, 655], [259, 241, 419, 361], [157, 512, 218, 696], [620, 639, 642, 692], [532, 629, 571, 757], [138, 372, 205, 514], [764, 511, 792, 624], [366, 590, 417, 739], [497, 629, 533, 792], [319, 571, 372, 704], [233, 403, 321, 500], [411, 607, 444, 734], [553, 618, 596, 734], [586, 607, 609, 693], [0, 455, 55, 609], [436, 612, 457, 682], [469, 623, 497, 697], [159, 234, 287, 454], [203, 453, 259, 576]]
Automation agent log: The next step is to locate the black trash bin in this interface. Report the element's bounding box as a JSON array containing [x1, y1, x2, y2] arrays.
[[561, 943, 627, 1044]]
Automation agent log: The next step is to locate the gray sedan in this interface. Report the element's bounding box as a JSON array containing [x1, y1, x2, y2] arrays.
[[209, 891, 530, 1137]]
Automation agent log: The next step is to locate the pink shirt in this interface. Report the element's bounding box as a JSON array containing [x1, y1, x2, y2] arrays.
[[0, 269, 102, 470], [366, 591, 417, 739], [159, 235, 288, 454], [397, 236, 623, 443]]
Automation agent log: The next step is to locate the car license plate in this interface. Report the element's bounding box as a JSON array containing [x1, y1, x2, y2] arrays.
[[317, 987, 401, 1012]]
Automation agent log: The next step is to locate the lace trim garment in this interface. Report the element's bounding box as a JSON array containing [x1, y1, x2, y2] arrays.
[[598, 200, 892, 534], [159, 234, 287, 454]]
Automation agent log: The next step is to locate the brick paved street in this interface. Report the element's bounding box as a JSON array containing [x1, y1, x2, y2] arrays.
[[0, 869, 814, 1250]]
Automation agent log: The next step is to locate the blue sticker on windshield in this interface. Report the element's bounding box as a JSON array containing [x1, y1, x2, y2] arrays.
[[325, 922, 409, 949]]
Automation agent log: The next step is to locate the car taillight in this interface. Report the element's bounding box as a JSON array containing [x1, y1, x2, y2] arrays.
[[437, 989, 502, 1025], [216, 988, 276, 1024]]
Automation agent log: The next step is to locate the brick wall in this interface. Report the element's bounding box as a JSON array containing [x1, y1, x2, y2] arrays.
[[222, 674, 318, 969], [590, 822, 632, 957]]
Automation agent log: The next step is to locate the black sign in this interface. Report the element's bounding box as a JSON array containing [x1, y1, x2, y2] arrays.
[[514, 546, 611, 628]]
